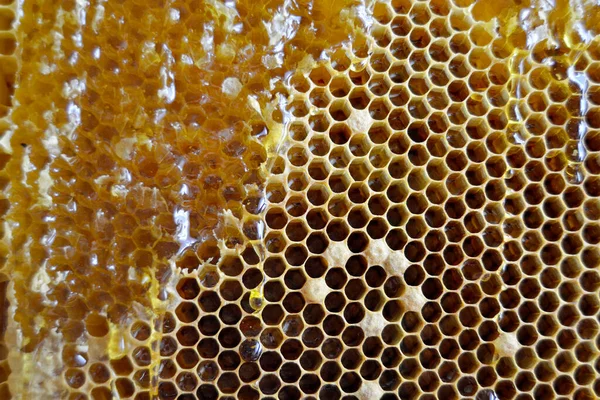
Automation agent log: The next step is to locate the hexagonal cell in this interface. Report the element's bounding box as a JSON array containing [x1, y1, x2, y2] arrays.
[[307, 183, 330, 206], [466, 93, 490, 116], [427, 88, 449, 110], [309, 64, 332, 86], [370, 51, 392, 72], [447, 80, 469, 102], [287, 98, 310, 118], [348, 87, 372, 110], [527, 91, 549, 112], [410, 27, 432, 49], [329, 123, 351, 145], [329, 99, 352, 122], [329, 75, 352, 98], [308, 135, 331, 156], [308, 159, 331, 181], [265, 231, 287, 253], [265, 207, 288, 230], [309, 87, 332, 109], [261, 304, 285, 326], [308, 112, 331, 133], [368, 170, 391, 192], [368, 74, 391, 97], [388, 86, 410, 109], [368, 98, 391, 120], [285, 219, 309, 242], [326, 218, 350, 242], [348, 182, 369, 204], [469, 48, 492, 70], [327, 172, 350, 194], [365, 123, 390, 145], [327, 146, 349, 169], [266, 181, 287, 204], [306, 207, 329, 229], [287, 171, 309, 191], [348, 206, 370, 229], [408, 76, 431, 96], [349, 66, 371, 85], [430, 39, 452, 63], [369, 146, 392, 169], [219, 280, 243, 301], [408, 98, 431, 119], [390, 36, 413, 60], [176, 277, 200, 300], [287, 145, 309, 167]]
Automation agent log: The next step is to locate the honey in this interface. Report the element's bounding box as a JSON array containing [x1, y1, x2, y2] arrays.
[[1, 0, 600, 398]]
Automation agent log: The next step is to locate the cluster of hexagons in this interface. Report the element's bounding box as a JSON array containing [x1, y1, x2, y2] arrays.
[[4, 0, 375, 397], [162, 252, 414, 400], [5, 0, 600, 398], [161, 0, 600, 399], [6, 0, 281, 397]]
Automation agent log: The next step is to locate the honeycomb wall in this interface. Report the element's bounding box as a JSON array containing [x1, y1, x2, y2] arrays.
[[5, 0, 600, 399]]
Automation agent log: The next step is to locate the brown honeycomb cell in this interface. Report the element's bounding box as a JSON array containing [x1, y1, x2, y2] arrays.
[[3, 0, 600, 398]]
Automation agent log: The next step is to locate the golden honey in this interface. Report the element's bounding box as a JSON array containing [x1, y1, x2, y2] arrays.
[[1, 0, 600, 399]]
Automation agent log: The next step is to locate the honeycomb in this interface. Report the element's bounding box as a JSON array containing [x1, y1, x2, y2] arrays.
[[3, 0, 600, 399]]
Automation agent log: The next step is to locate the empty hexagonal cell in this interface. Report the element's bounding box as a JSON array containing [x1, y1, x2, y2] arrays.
[[287, 122, 309, 143], [308, 135, 330, 157], [329, 99, 352, 121], [175, 301, 200, 324], [324, 218, 350, 243], [370, 51, 392, 72], [347, 65, 370, 86], [287, 171, 309, 191], [299, 208, 325, 237], [287, 98, 310, 118], [287, 145, 309, 167], [309, 65, 332, 86], [409, 26, 432, 49], [408, 98, 431, 120], [219, 280, 243, 301], [346, 87, 371, 111], [429, 37, 452, 62], [329, 75, 352, 98], [365, 73, 388, 101], [284, 244, 308, 266], [265, 207, 288, 230], [308, 112, 330, 132], [266, 181, 287, 203], [466, 93, 490, 116], [412, 53, 432, 75], [308, 159, 330, 181], [309, 87, 332, 109], [408, 75, 431, 96], [284, 267, 308, 290]]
